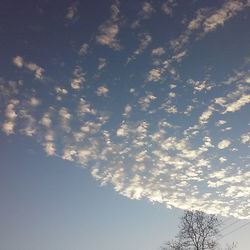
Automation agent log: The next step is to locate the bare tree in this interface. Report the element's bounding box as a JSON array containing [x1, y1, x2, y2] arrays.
[[161, 210, 236, 250]]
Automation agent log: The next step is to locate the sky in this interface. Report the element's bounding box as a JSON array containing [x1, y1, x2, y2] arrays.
[[0, 0, 250, 249]]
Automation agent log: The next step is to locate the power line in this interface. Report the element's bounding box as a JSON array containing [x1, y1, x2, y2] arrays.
[[220, 220, 241, 232], [220, 221, 250, 239]]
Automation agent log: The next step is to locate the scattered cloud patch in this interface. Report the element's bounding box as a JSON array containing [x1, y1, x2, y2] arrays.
[[65, 2, 79, 22], [71, 66, 85, 90], [13, 56, 24, 68], [98, 58, 107, 70], [147, 68, 162, 82], [96, 86, 109, 97], [218, 139, 231, 149], [161, 0, 177, 16], [96, 22, 121, 50], [79, 43, 89, 57], [152, 47, 165, 56]]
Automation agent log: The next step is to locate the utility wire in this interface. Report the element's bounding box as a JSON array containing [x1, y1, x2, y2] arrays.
[[220, 221, 250, 239], [220, 220, 240, 232]]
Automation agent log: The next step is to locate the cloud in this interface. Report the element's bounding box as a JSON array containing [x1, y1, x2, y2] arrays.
[[169, 0, 249, 53], [123, 104, 132, 117], [96, 86, 109, 97], [13, 56, 44, 79], [59, 107, 71, 132], [152, 47, 165, 56], [219, 157, 227, 163], [44, 142, 56, 156], [2, 1, 250, 220], [40, 111, 53, 128], [140, 2, 155, 19], [19, 112, 37, 137], [241, 132, 250, 144], [96, 3, 121, 50], [65, 2, 79, 22], [28, 97, 41, 107], [13, 56, 24, 68], [217, 139, 231, 149], [215, 120, 227, 127], [138, 93, 156, 111], [188, 79, 213, 92], [203, 0, 248, 34], [78, 98, 97, 117], [223, 94, 250, 113], [98, 58, 107, 70], [25, 63, 44, 79], [134, 33, 152, 55], [71, 66, 85, 90], [147, 68, 162, 82], [78, 43, 89, 57], [128, 33, 152, 62], [2, 121, 15, 135], [161, 0, 177, 16], [199, 106, 214, 124], [96, 22, 121, 50], [2, 99, 19, 135], [116, 123, 129, 137], [110, 2, 120, 21]]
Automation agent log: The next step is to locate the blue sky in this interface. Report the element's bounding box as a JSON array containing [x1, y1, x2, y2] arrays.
[[0, 0, 250, 249]]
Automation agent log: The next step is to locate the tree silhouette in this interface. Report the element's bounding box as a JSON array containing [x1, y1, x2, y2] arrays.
[[161, 210, 236, 250]]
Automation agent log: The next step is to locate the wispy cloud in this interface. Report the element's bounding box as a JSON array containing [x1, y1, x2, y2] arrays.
[[13, 56, 45, 79], [65, 1, 79, 23], [96, 2, 122, 50]]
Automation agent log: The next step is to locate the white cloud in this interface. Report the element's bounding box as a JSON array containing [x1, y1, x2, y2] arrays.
[[152, 47, 165, 56], [40, 112, 52, 128], [29, 97, 41, 107], [138, 93, 156, 111], [169, 0, 249, 53], [171, 50, 187, 62], [19, 114, 37, 137], [123, 104, 132, 116], [44, 142, 56, 156], [96, 86, 109, 97], [219, 157, 227, 163], [26, 62, 44, 79], [78, 98, 97, 117], [134, 33, 152, 55], [188, 79, 212, 92], [117, 123, 129, 137], [96, 22, 121, 50], [161, 0, 177, 16], [55, 87, 68, 95], [13, 56, 24, 68], [79, 43, 89, 56], [98, 58, 107, 70], [140, 2, 155, 19], [110, 3, 120, 21], [65, 2, 79, 22], [203, 0, 247, 34], [163, 105, 178, 114], [2, 121, 15, 135], [78, 98, 97, 116], [2, 100, 19, 135], [71, 66, 85, 90], [59, 107, 71, 132], [199, 106, 214, 124], [147, 68, 162, 82], [13, 57, 45, 79], [218, 139, 231, 149], [215, 120, 227, 127], [241, 132, 250, 144], [223, 94, 250, 113]]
